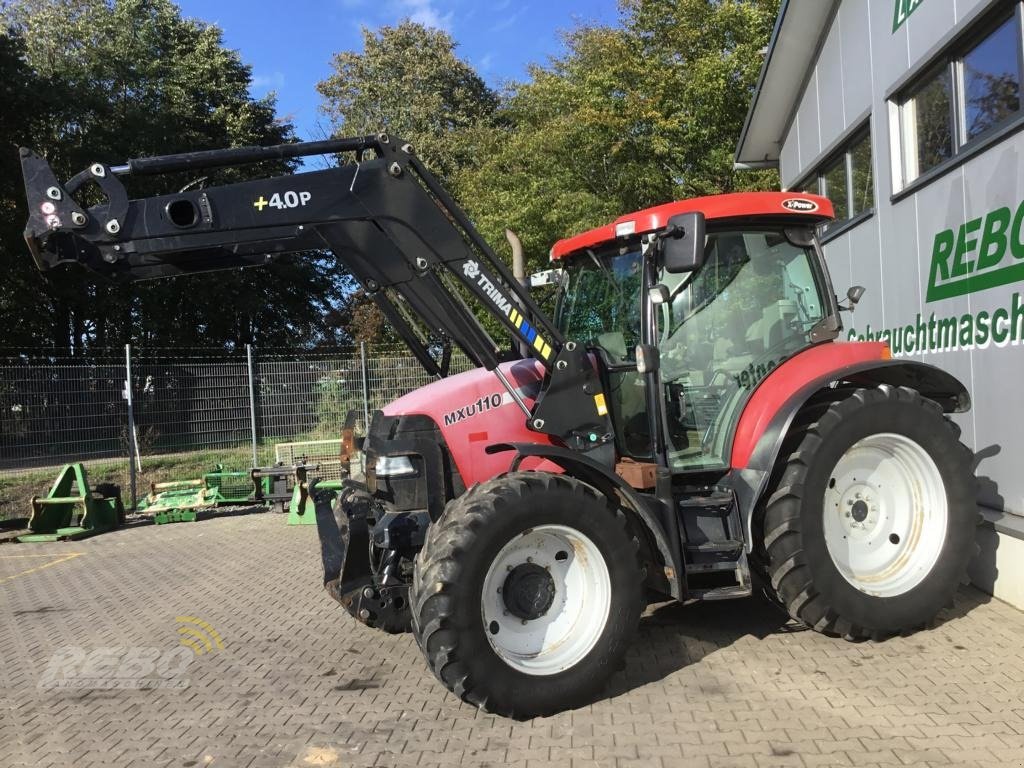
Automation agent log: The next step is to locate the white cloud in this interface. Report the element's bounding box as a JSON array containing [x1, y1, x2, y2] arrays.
[[489, 7, 525, 33], [251, 71, 286, 91], [398, 0, 453, 31]]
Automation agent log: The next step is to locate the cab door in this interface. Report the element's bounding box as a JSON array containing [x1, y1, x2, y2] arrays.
[[656, 227, 832, 471]]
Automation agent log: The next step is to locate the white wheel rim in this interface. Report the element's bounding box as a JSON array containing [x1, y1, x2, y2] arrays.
[[480, 524, 611, 676], [823, 432, 947, 598]]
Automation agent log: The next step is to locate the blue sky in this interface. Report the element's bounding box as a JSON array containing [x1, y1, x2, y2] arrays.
[[175, 0, 621, 142]]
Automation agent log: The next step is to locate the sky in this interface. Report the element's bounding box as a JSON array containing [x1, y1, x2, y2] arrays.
[[174, 0, 621, 143]]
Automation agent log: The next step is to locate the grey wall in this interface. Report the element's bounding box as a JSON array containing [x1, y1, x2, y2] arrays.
[[778, 0, 1024, 516]]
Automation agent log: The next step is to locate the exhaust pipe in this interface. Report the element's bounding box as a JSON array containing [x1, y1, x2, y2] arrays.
[[506, 228, 530, 358]]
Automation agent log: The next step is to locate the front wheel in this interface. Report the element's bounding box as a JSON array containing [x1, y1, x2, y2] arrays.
[[411, 472, 643, 718], [762, 385, 978, 639]]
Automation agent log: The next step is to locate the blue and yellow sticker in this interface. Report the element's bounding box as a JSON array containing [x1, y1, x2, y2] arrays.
[[509, 308, 552, 360]]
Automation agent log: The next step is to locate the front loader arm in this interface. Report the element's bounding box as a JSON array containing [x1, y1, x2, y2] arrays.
[[21, 135, 613, 453]]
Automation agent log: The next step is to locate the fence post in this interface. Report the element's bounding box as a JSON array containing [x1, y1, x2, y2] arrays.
[[359, 341, 371, 429], [246, 344, 259, 468], [124, 343, 138, 509]]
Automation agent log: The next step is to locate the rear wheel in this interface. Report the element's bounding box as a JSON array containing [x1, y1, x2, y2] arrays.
[[411, 472, 643, 718], [763, 385, 977, 639]]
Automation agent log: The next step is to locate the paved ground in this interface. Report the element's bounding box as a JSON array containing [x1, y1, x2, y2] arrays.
[[1, 513, 1023, 768]]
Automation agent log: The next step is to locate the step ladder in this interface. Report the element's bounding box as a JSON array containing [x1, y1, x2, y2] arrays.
[[678, 489, 752, 600]]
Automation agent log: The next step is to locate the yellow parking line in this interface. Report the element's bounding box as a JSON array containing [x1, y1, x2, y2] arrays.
[[0, 552, 84, 585]]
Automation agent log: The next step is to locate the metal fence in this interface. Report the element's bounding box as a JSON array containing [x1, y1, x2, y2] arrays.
[[0, 345, 472, 518]]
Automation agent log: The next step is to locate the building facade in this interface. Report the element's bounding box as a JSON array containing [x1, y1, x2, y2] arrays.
[[737, 0, 1024, 608]]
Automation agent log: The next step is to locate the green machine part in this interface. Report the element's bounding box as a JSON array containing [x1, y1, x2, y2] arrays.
[[203, 466, 256, 504], [137, 466, 264, 525], [287, 479, 343, 525], [152, 508, 198, 524], [136, 479, 216, 524], [19, 463, 124, 542]]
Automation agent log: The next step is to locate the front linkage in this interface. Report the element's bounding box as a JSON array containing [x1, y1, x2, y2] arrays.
[[316, 482, 424, 633]]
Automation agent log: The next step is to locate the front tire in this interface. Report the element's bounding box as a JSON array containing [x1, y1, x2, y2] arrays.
[[762, 385, 978, 639], [411, 472, 643, 718]]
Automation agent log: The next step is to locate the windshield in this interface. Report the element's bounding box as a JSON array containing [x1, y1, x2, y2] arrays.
[[555, 248, 643, 364]]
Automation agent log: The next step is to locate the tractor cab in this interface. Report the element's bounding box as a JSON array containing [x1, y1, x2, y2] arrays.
[[549, 192, 838, 473]]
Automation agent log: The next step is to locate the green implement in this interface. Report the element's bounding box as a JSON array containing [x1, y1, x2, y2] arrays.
[[204, 466, 258, 504], [288, 479, 342, 525], [135, 465, 276, 524], [136, 479, 217, 524], [19, 463, 124, 542]]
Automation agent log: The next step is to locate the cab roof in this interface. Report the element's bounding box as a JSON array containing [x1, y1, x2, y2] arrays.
[[549, 191, 834, 261]]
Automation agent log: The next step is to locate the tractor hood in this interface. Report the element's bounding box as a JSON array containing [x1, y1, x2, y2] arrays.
[[382, 358, 558, 485]]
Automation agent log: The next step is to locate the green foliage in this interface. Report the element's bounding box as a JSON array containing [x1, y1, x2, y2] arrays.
[[316, 21, 501, 341], [0, 28, 55, 351], [317, 21, 498, 183], [311, 362, 364, 439], [454, 0, 781, 275]]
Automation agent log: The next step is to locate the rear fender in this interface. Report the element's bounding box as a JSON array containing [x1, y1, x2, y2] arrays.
[[486, 442, 684, 600], [731, 356, 970, 551]]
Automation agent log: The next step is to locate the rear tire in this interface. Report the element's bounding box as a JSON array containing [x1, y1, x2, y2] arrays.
[[411, 472, 643, 718], [762, 385, 978, 639]]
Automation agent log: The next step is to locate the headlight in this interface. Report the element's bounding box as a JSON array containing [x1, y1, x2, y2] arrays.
[[374, 455, 416, 477]]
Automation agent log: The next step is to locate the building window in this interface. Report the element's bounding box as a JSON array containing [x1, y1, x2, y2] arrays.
[[795, 126, 873, 230], [902, 64, 954, 178], [849, 131, 873, 215], [963, 15, 1021, 140], [896, 8, 1023, 187], [822, 156, 849, 221]]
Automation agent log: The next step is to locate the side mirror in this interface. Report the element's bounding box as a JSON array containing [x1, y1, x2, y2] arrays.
[[529, 268, 565, 288], [662, 212, 706, 274], [635, 343, 660, 373], [648, 284, 669, 305], [840, 285, 865, 311]]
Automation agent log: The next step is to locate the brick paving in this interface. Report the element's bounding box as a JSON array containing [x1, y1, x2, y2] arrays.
[[1, 512, 1023, 768]]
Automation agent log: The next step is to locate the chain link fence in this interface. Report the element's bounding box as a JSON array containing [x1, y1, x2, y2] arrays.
[[0, 345, 472, 519]]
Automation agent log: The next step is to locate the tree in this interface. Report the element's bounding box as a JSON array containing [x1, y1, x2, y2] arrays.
[[317, 20, 499, 342], [453, 0, 780, 274], [1, 0, 345, 352], [621, 0, 780, 195], [317, 21, 498, 184], [0, 27, 55, 351], [453, 26, 664, 272]]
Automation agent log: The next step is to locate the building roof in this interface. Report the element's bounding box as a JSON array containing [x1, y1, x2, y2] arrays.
[[549, 192, 834, 261], [734, 0, 839, 168]]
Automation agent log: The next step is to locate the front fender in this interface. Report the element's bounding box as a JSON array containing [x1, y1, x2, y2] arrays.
[[485, 442, 684, 600]]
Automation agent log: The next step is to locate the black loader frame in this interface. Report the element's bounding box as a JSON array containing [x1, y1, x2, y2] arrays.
[[21, 135, 614, 454]]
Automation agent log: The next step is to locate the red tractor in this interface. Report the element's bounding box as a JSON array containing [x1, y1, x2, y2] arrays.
[[21, 136, 978, 718]]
